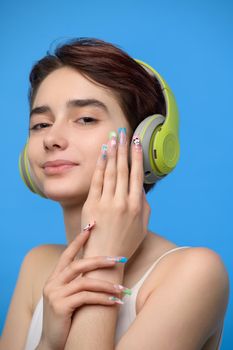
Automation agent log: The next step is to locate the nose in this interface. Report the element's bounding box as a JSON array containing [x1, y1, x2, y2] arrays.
[[43, 123, 68, 152]]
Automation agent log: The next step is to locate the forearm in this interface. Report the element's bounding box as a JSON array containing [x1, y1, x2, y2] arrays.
[[64, 265, 124, 350]]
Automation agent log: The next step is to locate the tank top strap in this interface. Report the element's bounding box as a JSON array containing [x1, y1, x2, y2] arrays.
[[132, 246, 191, 290]]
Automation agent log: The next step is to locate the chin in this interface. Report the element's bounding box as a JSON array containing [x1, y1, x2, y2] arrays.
[[42, 181, 89, 205]]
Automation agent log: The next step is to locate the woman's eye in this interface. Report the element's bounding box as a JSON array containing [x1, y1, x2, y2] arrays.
[[29, 117, 96, 131], [29, 123, 50, 131], [76, 117, 96, 125]]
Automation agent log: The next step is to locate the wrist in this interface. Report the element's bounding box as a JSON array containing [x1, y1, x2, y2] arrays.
[[83, 263, 125, 284], [82, 237, 129, 263], [82, 247, 128, 265]]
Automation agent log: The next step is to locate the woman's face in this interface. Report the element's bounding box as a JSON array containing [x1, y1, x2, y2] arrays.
[[27, 66, 132, 206]]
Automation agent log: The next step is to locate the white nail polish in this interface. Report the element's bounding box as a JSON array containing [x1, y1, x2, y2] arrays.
[[113, 284, 124, 290], [109, 296, 124, 304]]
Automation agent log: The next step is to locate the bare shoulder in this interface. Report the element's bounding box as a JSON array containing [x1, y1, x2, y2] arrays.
[[0, 243, 66, 350], [145, 246, 230, 309], [28, 243, 67, 263], [159, 246, 229, 291], [141, 246, 229, 348], [26, 243, 67, 311], [116, 246, 229, 349]]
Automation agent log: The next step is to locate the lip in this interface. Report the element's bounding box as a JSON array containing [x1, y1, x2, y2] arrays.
[[43, 159, 78, 168], [42, 159, 79, 175]]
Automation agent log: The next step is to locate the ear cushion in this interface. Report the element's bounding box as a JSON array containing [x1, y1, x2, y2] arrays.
[[129, 114, 166, 184], [18, 143, 47, 198]]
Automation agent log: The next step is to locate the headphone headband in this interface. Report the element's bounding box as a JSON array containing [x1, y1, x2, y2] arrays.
[[134, 59, 180, 176], [135, 59, 179, 136]]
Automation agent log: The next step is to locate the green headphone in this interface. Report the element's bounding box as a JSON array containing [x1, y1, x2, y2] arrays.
[[18, 59, 180, 198]]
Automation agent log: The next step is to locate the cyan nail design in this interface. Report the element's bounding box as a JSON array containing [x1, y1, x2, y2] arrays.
[[118, 128, 127, 145], [101, 144, 108, 159], [118, 127, 126, 135], [106, 256, 128, 263], [117, 256, 128, 263]]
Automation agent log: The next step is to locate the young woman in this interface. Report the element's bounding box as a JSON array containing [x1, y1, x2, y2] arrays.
[[0, 38, 229, 350]]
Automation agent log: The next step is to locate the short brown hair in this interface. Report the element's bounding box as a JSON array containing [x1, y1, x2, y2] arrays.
[[28, 37, 166, 194]]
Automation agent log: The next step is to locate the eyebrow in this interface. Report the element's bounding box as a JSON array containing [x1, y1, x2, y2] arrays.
[[30, 98, 109, 119]]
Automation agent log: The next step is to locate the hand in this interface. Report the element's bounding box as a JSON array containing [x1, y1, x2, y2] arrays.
[[81, 129, 151, 260], [39, 226, 127, 350]]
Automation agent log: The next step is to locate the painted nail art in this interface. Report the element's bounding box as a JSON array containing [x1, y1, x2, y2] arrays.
[[118, 127, 126, 145], [82, 221, 96, 232], [101, 144, 108, 159], [106, 256, 128, 263], [108, 131, 117, 150], [122, 288, 132, 296], [113, 284, 132, 295], [109, 296, 124, 304], [132, 134, 142, 151]]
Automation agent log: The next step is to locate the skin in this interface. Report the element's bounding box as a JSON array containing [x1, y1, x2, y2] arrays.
[[0, 66, 229, 350], [28, 66, 133, 244]]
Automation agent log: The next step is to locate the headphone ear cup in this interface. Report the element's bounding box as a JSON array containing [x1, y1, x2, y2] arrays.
[[18, 143, 47, 198], [130, 115, 166, 184], [154, 127, 180, 175]]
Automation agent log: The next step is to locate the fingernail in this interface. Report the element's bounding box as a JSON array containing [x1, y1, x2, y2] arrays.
[[122, 288, 132, 295], [118, 127, 126, 145], [114, 284, 132, 295], [132, 134, 142, 151], [101, 144, 108, 160], [82, 221, 96, 232], [106, 256, 128, 263], [109, 296, 124, 304], [108, 131, 117, 149]]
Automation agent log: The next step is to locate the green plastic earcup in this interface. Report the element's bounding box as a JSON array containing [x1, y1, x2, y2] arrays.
[[18, 140, 47, 198], [134, 59, 180, 181]]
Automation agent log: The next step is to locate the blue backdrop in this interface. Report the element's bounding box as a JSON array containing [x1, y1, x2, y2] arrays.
[[0, 0, 232, 348]]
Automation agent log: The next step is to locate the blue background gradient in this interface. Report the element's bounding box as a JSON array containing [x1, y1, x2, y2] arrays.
[[0, 0, 232, 347]]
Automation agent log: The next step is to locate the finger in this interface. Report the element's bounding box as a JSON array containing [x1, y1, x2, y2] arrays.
[[44, 290, 124, 318], [65, 291, 124, 312], [58, 256, 117, 284], [102, 131, 117, 198], [87, 144, 108, 201], [129, 134, 144, 201], [142, 190, 151, 231], [61, 276, 126, 298], [115, 128, 129, 199], [52, 225, 95, 277]]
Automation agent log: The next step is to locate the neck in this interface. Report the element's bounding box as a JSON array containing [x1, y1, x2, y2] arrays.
[[61, 199, 85, 245]]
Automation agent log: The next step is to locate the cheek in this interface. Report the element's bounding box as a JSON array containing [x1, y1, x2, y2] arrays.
[[86, 145, 101, 169], [84, 134, 107, 159]]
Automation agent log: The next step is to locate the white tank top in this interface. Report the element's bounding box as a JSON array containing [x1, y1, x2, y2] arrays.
[[23, 246, 223, 349]]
